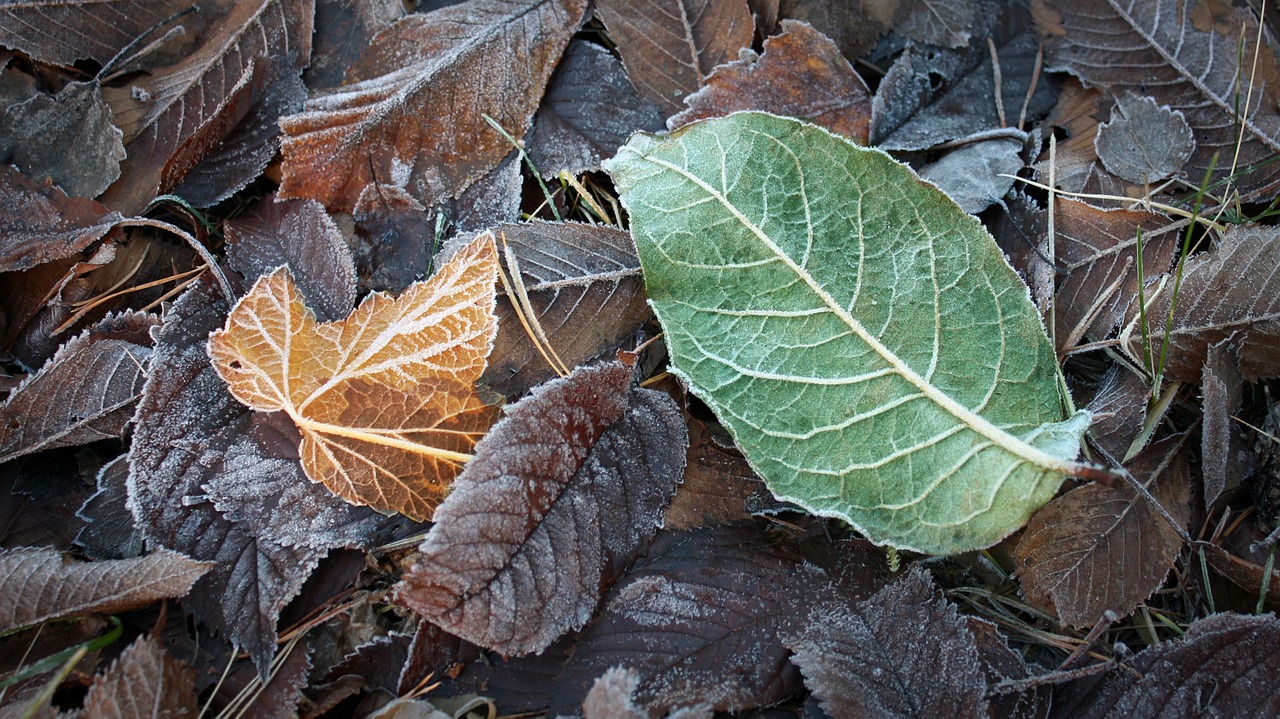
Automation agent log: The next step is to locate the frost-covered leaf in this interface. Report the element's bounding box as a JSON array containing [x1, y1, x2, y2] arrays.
[[208, 234, 500, 521], [918, 137, 1023, 213], [397, 361, 685, 655], [279, 0, 585, 211], [0, 0, 199, 66], [0, 547, 211, 633], [305, 0, 404, 90], [1014, 435, 1190, 628], [549, 525, 817, 716], [605, 112, 1088, 554], [0, 312, 156, 464], [481, 221, 649, 398], [0, 80, 125, 198], [0, 165, 122, 273], [663, 439, 772, 530], [1034, 0, 1280, 200], [582, 667, 712, 719], [81, 635, 198, 719], [670, 20, 871, 143], [1084, 364, 1148, 460], [1051, 613, 1280, 718], [1202, 341, 1246, 507], [1132, 225, 1280, 382], [894, 0, 978, 48], [76, 457, 145, 561], [99, 0, 312, 214], [775, 0, 900, 60], [595, 0, 754, 116], [785, 566, 989, 719], [527, 39, 665, 177], [1094, 94, 1195, 184]]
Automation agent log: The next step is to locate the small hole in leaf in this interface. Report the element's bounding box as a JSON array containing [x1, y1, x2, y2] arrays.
[[229, 361, 242, 369]]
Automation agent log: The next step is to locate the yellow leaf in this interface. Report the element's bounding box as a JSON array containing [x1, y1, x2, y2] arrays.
[[207, 234, 501, 521]]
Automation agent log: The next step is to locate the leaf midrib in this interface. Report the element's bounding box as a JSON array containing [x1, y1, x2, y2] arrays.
[[629, 147, 1077, 474]]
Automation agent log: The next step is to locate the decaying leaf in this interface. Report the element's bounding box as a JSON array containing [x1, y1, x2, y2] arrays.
[[1131, 224, 1280, 382], [606, 112, 1089, 554], [208, 234, 500, 521], [1084, 364, 1149, 460], [1034, 0, 1280, 200], [918, 137, 1024, 214], [582, 667, 712, 719], [0, 165, 122, 273], [76, 456, 145, 561], [0, 80, 125, 199], [1202, 341, 1246, 507], [595, 0, 754, 116], [1094, 93, 1195, 184], [397, 361, 686, 656], [480, 221, 649, 398], [0, 546, 211, 633], [785, 566, 990, 719], [279, 0, 586, 211], [1014, 435, 1190, 629], [0, 0, 199, 66], [306, 0, 404, 90], [670, 20, 871, 143], [81, 635, 199, 719]]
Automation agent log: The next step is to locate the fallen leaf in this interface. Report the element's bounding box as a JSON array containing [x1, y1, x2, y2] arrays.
[[208, 233, 501, 521], [527, 39, 666, 177], [663, 439, 772, 530], [75, 456, 145, 561], [1084, 364, 1149, 459], [582, 667, 712, 719], [1202, 341, 1246, 507], [1130, 224, 1280, 382], [776, 0, 901, 61], [0, 546, 211, 633], [1094, 94, 1196, 184], [0, 312, 156, 464], [894, 0, 979, 48], [670, 20, 872, 144], [785, 566, 990, 719], [918, 136, 1024, 213], [305, 0, 404, 90], [279, 0, 586, 211], [0, 0, 199, 66], [595, 0, 754, 116], [0, 165, 122, 273], [480, 221, 649, 398], [606, 112, 1089, 554], [397, 360, 685, 656], [1033, 80, 1131, 196], [1034, 0, 1280, 200], [1014, 435, 1190, 629], [1050, 613, 1280, 718], [0, 80, 125, 198], [81, 635, 198, 719]]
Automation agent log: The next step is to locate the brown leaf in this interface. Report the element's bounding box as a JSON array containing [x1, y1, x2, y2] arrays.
[[1014, 435, 1190, 629], [305, 0, 404, 90], [1034, 0, 1280, 200], [582, 667, 712, 719], [777, 0, 900, 61], [1053, 198, 1180, 351], [1032, 80, 1131, 196], [81, 635, 198, 719], [397, 361, 686, 656], [663, 439, 773, 531], [1093, 94, 1196, 184], [1084, 364, 1148, 460], [670, 20, 871, 143], [279, 0, 586, 212], [1050, 613, 1280, 718], [1203, 341, 1246, 507], [0, 1, 199, 66], [894, 0, 979, 48], [75, 456, 145, 561], [0, 312, 157, 464], [595, 0, 754, 117], [0, 166, 122, 273], [0, 547, 211, 633], [208, 234, 500, 521], [0, 80, 125, 199], [784, 566, 989, 719], [99, 0, 313, 214], [527, 39, 666, 177], [1131, 225, 1280, 382], [481, 221, 649, 398]]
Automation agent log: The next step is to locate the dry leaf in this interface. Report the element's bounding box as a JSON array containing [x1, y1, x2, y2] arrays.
[[81, 635, 198, 719], [0, 1, 199, 66], [0, 165, 122, 273], [207, 233, 501, 521]]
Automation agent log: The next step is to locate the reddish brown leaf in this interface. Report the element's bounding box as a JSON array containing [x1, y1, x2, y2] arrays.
[[0, 80, 125, 199], [279, 0, 586, 212], [1203, 341, 1246, 507], [670, 20, 871, 143], [99, 0, 313, 214], [81, 635, 198, 719], [549, 525, 817, 716], [481, 221, 649, 398], [0, 1, 199, 66], [663, 439, 771, 530], [0, 166, 122, 273], [1199, 541, 1280, 613], [1014, 436, 1191, 629], [208, 234, 500, 521], [1034, 0, 1280, 200], [1051, 613, 1280, 718], [0, 312, 157, 464], [527, 39, 665, 177], [784, 566, 989, 719], [595, 0, 754, 117], [397, 361, 686, 655], [1131, 225, 1280, 382], [1084, 364, 1149, 460], [1053, 198, 1180, 351], [0, 547, 211, 633], [1033, 80, 1130, 196], [305, 0, 404, 90]]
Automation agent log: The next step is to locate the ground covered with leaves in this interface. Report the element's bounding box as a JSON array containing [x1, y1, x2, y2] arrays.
[[2, 0, 1280, 717]]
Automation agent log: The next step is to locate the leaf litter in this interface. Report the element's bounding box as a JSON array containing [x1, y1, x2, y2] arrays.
[[3, 0, 1280, 715]]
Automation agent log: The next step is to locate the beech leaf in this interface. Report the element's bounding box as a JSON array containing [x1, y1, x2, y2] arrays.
[[605, 112, 1089, 554], [396, 361, 686, 656], [207, 233, 501, 521]]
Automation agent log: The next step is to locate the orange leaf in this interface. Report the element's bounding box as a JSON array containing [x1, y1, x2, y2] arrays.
[[207, 234, 500, 521]]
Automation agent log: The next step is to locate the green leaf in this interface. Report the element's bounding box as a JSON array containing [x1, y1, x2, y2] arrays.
[[604, 112, 1089, 554]]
